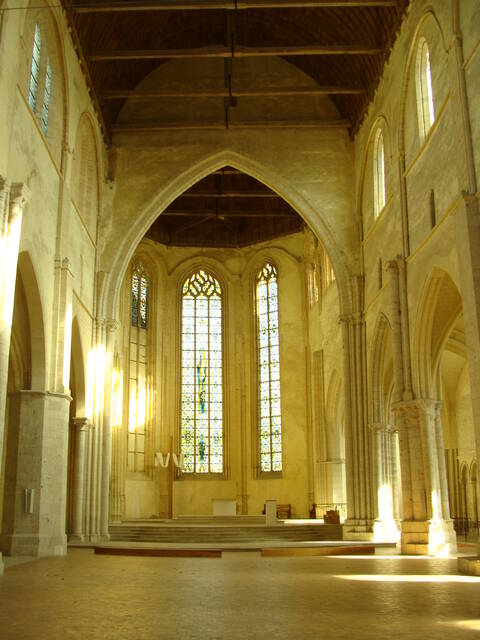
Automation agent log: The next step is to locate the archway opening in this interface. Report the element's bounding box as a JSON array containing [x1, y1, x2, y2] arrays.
[[109, 166, 346, 522]]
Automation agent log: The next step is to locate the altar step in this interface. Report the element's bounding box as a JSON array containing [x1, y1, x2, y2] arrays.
[[109, 522, 342, 544]]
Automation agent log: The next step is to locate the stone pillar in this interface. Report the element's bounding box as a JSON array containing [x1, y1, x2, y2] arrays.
[[2, 390, 71, 557], [100, 320, 117, 539], [69, 417, 91, 542], [110, 352, 126, 522], [370, 422, 400, 543], [447, 15, 480, 574], [340, 277, 374, 539], [393, 400, 456, 555], [0, 181, 29, 574]]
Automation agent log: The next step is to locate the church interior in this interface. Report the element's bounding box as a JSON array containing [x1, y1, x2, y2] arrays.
[[1, 0, 480, 636]]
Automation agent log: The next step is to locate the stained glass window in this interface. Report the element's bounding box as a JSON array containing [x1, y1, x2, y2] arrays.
[[41, 58, 51, 135], [28, 24, 41, 111], [131, 265, 149, 328], [181, 269, 223, 474], [256, 263, 282, 473]]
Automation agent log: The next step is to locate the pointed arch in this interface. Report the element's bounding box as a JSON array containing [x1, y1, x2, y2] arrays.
[[16, 251, 46, 390], [98, 150, 352, 324], [369, 313, 392, 424], [72, 113, 100, 239], [21, 0, 68, 168], [412, 268, 463, 398]]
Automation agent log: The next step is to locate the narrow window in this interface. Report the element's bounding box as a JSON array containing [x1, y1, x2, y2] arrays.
[[416, 38, 435, 142], [131, 265, 149, 329], [257, 263, 282, 473], [181, 270, 223, 474], [373, 128, 386, 218], [41, 58, 51, 134], [128, 264, 150, 472], [28, 23, 41, 111]]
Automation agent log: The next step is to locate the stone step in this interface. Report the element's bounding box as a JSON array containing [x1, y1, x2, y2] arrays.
[[109, 523, 342, 543]]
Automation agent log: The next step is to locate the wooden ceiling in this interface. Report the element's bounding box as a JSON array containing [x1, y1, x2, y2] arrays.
[[64, 0, 410, 138], [145, 167, 304, 247]]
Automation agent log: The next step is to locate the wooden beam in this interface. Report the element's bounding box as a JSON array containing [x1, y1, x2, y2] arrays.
[[178, 192, 281, 198], [163, 209, 297, 217], [102, 85, 365, 100], [111, 119, 351, 132], [90, 44, 381, 62], [75, 1, 398, 14], [172, 215, 215, 234]]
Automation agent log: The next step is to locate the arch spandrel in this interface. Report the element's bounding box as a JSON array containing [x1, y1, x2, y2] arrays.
[[98, 148, 358, 323]]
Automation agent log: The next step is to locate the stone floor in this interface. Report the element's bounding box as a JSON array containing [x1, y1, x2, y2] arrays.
[[1, 548, 480, 639]]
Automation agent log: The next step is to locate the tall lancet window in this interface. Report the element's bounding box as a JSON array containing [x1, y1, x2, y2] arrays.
[[373, 128, 386, 218], [416, 38, 435, 142], [256, 262, 282, 473], [28, 23, 42, 111], [128, 264, 150, 472], [181, 270, 223, 474]]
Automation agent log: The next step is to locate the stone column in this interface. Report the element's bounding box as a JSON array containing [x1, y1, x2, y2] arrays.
[[370, 422, 400, 542], [110, 352, 126, 522], [340, 277, 374, 539], [0, 182, 30, 574], [2, 390, 71, 557], [69, 417, 91, 542], [393, 400, 456, 555], [100, 320, 117, 539]]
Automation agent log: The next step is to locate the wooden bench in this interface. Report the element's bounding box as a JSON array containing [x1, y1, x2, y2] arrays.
[[262, 503, 292, 519]]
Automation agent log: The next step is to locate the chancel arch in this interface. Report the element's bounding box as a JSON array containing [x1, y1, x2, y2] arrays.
[[98, 151, 355, 328]]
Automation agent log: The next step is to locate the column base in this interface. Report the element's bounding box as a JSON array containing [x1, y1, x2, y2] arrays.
[[2, 533, 67, 557], [373, 517, 401, 543], [400, 519, 457, 555], [343, 519, 374, 541], [68, 533, 85, 543], [458, 556, 480, 576]]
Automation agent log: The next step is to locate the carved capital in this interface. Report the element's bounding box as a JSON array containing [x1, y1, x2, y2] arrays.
[[72, 417, 92, 432], [368, 422, 388, 433], [106, 319, 119, 334], [10, 182, 30, 210], [385, 259, 399, 275]]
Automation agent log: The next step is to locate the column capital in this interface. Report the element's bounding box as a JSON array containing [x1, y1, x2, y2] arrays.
[[391, 398, 442, 424], [106, 319, 119, 334], [72, 416, 92, 431], [368, 422, 388, 433], [338, 311, 364, 326], [385, 259, 399, 275], [10, 182, 31, 214]]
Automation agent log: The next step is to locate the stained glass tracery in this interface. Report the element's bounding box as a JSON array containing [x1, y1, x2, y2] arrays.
[[131, 265, 149, 329], [28, 24, 41, 111], [181, 270, 223, 474], [257, 263, 282, 473]]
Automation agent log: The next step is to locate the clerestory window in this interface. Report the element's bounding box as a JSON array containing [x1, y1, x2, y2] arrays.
[[373, 128, 386, 218], [256, 262, 282, 473], [28, 23, 42, 112], [27, 22, 53, 137], [416, 38, 435, 142], [181, 269, 223, 474]]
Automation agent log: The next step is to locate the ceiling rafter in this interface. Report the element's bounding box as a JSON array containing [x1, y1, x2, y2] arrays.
[[90, 44, 382, 61], [74, 0, 398, 13], [111, 119, 350, 131], [102, 85, 365, 99]]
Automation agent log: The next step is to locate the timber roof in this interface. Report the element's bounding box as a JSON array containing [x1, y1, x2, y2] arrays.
[[64, 0, 410, 139]]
